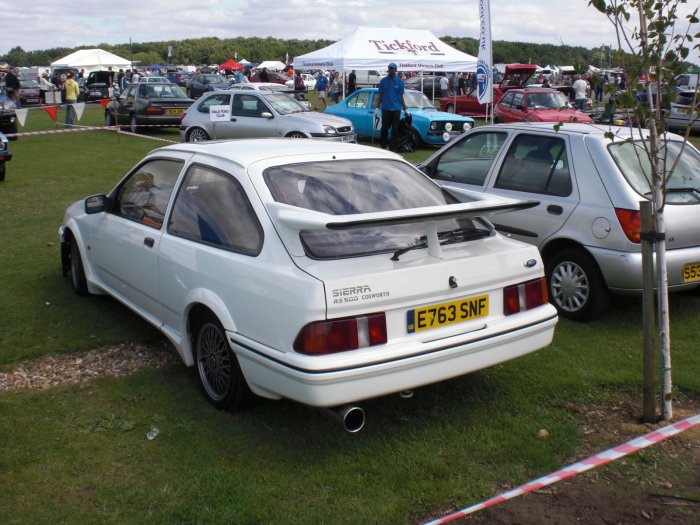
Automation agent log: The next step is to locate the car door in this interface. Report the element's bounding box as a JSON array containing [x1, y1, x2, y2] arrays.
[[482, 132, 579, 246], [228, 93, 278, 138], [114, 85, 136, 124], [342, 91, 375, 137], [89, 158, 184, 324]]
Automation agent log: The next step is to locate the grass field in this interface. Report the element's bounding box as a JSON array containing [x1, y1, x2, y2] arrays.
[[0, 103, 698, 524]]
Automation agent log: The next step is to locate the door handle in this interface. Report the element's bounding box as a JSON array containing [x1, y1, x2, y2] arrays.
[[144, 237, 155, 248], [547, 205, 563, 215]]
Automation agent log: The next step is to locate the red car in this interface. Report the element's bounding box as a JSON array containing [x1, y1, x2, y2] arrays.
[[440, 64, 538, 116], [250, 71, 289, 84], [494, 88, 592, 124]]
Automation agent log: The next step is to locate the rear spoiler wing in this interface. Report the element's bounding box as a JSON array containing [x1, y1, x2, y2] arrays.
[[267, 190, 538, 257]]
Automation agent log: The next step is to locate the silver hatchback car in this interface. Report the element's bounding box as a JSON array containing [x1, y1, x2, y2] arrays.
[[419, 123, 700, 321], [179, 90, 356, 143]]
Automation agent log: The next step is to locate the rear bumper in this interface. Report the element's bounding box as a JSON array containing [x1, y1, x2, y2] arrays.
[[231, 307, 557, 407], [588, 245, 700, 293]]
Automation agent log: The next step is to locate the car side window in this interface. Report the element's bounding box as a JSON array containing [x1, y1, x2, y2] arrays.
[[197, 93, 232, 113], [495, 135, 572, 196], [114, 159, 183, 228], [512, 92, 524, 110], [500, 92, 514, 108], [349, 92, 370, 109], [432, 132, 507, 186], [168, 165, 263, 256]]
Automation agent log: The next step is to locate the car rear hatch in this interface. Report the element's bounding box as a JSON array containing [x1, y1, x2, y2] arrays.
[[267, 196, 550, 348], [500, 64, 538, 90]]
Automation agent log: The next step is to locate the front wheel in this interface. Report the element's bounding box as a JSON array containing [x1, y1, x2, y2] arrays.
[[130, 115, 139, 134], [105, 111, 115, 127], [186, 127, 210, 142], [286, 131, 307, 138], [194, 313, 253, 410], [546, 248, 609, 322], [69, 238, 88, 296]]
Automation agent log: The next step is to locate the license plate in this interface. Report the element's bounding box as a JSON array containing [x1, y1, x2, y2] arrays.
[[682, 262, 700, 283], [163, 108, 185, 115], [407, 294, 489, 333], [679, 107, 690, 114], [341, 135, 355, 142]]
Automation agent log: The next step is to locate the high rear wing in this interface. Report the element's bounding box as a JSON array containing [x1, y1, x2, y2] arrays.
[[267, 190, 538, 257]]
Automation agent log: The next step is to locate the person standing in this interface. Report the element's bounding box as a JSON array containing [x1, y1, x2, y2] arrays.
[[63, 72, 80, 126], [376, 63, 407, 151], [259, 67, 270, 82], [4, 67, 21, 107], [572, 74, 590, 111], [330, 71, 343, 103], [348, 70, 357, 95], [440, 74, 449, 98], [314, 71, 329, 109]]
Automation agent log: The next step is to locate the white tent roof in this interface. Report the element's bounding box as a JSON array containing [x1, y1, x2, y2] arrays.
[[257, 60, 286, 71], [293, 26, 477, 72], [51, 49, 131, 72]]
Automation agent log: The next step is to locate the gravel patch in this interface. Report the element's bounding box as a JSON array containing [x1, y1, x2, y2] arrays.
[[0, 341, 179, 393]]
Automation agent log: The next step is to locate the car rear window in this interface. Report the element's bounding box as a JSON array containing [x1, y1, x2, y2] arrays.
[[608, 140, 700, 203], [264, 159, 489, 259]]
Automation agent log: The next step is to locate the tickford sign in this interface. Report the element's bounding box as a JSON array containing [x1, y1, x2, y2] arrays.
[[368, 39, 445, 56]]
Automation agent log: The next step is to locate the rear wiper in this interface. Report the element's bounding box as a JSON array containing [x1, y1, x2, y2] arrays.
[[390, 228, 490, 261], [665, 187, 700, 195]]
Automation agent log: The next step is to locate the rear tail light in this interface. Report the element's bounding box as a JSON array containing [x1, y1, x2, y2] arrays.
[[503, 278, 548, 316], [614, 208, 641, 243], [146, 106, 162, 115], [294, 313, 387, 355]]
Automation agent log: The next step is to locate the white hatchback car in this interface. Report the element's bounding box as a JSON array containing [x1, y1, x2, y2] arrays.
[[60, 140, 557, 431]]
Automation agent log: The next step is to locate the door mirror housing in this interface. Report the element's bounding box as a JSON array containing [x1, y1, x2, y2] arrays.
[[85, 194, 107, 214]]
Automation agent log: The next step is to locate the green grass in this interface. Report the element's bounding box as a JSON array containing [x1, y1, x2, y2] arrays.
[[0, 104, 699, 524]]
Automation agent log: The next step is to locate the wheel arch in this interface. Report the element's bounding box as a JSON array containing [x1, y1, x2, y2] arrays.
[[183, 292, 238, 367], [60, 223, 103, 295]]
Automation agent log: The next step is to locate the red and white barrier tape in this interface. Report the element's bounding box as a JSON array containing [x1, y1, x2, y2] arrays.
[[5, 125, 177, 144], [423, 413, 700, 525]]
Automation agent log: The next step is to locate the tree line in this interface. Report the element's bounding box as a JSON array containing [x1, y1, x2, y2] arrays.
[[0, 35, 648, 70]]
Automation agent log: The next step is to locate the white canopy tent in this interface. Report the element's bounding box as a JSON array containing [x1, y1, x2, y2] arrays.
[[293, 26, 477, 73], [51, 49, 131, 74], [257, 60, 286, 71]]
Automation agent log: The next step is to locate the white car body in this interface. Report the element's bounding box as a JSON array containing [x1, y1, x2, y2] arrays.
[[60, 140, 557, 416], [284, 74, 316, 91]]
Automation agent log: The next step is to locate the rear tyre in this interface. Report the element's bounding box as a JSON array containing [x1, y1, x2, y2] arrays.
[[194, 313, 253, 410], [0, 161, 5, 182], [105, 111, 115, 127], [494, 116, 502, 124], [130, 115, 139, 134], [546, 248, 609, 322], [69, 238, 89, 296], [186, 127, 210, 142]]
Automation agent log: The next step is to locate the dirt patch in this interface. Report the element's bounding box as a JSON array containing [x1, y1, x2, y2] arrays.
[[0, 341, 177, 392], [438, 393, 700, 525]]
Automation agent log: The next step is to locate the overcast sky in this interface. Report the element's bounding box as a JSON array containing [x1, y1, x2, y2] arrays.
[[2, 0, 698, 64]]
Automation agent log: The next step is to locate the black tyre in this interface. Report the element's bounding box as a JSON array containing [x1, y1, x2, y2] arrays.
[[194, 313, 252, 410], [130, 115, 139, 134], [546, 248, 609, 322], [286, 131, 307, 138], [0, 161, 5, 182], [105, 111, 115, 127], [494, 116, 502, 124], [69, 238, 89, 296], [411, 128, 422, 148], [186, 127, 210, 142]]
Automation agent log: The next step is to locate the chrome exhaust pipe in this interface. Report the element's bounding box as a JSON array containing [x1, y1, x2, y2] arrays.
[[322, 404, 366, 433]]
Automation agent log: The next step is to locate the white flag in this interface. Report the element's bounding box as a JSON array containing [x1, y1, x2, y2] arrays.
[[477, 0, 493, 104]]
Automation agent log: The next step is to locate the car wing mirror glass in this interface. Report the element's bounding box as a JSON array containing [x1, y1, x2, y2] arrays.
[[85, 194, 107, 214]]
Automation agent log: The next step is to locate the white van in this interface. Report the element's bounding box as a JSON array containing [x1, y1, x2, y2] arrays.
[[353, 70, 386, 88]]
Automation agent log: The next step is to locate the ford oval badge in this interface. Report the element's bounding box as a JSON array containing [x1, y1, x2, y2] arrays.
[[525, 259, 537, 268]]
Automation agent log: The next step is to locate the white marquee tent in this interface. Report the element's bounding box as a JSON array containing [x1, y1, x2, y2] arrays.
[[293, 26, 477, 72], [256, 60, 286, 71], [51, 49, 131, 74]]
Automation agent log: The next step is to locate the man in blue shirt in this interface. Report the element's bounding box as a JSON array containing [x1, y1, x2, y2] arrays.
[[314, 71, 329, 109], [376, 63, 407, 150]]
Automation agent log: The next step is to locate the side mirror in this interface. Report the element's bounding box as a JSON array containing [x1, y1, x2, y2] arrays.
[[85, 194, 107, 214], [261, 112, 273, 119]]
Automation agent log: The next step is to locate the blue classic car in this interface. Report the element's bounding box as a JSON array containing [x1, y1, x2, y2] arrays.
[[325, 88, 474, 146]]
